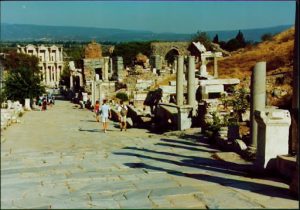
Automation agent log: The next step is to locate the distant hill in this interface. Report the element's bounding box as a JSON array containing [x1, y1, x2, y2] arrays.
[[0, 23, 293, 43]]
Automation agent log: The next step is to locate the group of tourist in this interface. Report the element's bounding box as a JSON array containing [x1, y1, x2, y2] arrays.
[[35, 93, 55, 111], [93, 99, 128, 133]]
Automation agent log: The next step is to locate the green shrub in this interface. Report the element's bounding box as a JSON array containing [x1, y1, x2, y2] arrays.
[[116, 92, 129, 101]]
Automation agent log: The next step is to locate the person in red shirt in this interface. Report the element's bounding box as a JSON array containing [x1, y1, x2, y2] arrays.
[[94, 100, 100, 122]]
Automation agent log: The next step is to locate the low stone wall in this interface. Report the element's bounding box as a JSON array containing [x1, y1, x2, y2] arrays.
[[1, 101, 24, 131]]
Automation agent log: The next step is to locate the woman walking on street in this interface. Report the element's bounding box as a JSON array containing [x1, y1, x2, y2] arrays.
[[94, 100, 100, 122], [100, 99, 111, 133]]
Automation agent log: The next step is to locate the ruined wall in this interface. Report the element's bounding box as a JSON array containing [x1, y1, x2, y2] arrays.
[[85, 41, 102, 59]]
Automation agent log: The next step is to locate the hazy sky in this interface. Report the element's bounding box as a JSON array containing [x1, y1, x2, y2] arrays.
[[1, 1, 296, 33]]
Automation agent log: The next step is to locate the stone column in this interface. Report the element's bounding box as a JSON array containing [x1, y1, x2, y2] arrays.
[[110, 57, 113, 77], [213, 56, 218, 78], [187, 56, 196, 107], [70, 74, 73, 89], [104, 58, 109, 81], [250, 61, 266, 148], [46, 67, 50, 85], [91, 80, 96, 105], [56, 49, 59, 61], [43, 67, 46, 84], [98, 82, 102, 102], [174, 59, 177, 73], [56, 66, 60, 84], [50, 66, 55, 86], [79, 74, 83, 87], [176, 56, 184, 106]]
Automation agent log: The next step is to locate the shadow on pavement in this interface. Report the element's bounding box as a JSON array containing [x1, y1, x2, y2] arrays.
[[114, 151, 250, 177], [78, 128, 100, 132], [155, 142, 215, 152], [113, 135, 297, 201], [123, 162, 296, 201], [80, 120, 98, 123]]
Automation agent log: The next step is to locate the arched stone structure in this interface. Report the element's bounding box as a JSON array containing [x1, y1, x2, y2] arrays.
[[165, 48, 179, 67], [150, 42, 190, 70], [150, 42, 190, 57]]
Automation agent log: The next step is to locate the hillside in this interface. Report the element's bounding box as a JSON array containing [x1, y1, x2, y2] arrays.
[[214, 27, 294, 78], [208, 27, 295, 108], [1, 23, 292, 42]]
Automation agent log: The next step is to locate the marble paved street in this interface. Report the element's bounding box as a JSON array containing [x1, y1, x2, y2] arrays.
[[1, 100, 298, 209]]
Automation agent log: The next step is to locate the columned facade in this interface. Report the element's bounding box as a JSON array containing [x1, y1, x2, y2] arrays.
[[17, 44, 64, 88]]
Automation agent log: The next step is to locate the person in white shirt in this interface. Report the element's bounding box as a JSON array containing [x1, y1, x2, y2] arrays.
[[100, 99, 111, 133], [117, 100, 128, 131]]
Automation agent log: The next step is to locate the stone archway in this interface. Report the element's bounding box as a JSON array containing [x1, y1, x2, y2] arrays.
[[165, 48, 179, 67], [150, 42, 190, 68], [151, 42, 190, 57]]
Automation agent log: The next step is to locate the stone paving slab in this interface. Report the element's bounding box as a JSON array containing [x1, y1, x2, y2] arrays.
[[149, 197, 174, 208], [1, 100, 298, 209], [149, 186, 202, 198], [196, 186, 265, 208], [118, 198, 154, 209], [166, 194, 207, 208]]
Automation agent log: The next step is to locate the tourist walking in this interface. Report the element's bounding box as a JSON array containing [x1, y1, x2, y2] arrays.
[[100, 99, 111, 133], [117, 100, 128, 131], [94, 100, 100, 122], [42, 98, 47, 111]]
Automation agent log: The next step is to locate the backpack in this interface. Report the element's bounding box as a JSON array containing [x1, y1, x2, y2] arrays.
[[120, 105, 128, 117]]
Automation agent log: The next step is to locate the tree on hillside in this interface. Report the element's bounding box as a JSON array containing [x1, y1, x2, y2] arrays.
[[261, 33, 273, 42], [213, 34, 219, 44], [1, 52, 45, 105], [192, 31, 212, 50], [235, 30, 246, 47], [112, 41, 151, 67], [223, 30, 247, 51]]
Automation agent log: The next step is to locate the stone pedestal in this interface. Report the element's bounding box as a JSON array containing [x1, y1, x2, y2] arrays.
[[7, 100, 12, 109], [24, 98, 31, 111], [254, 109, 291, 170], [199, 64, 208, 77], [177, 105, 193, 130]]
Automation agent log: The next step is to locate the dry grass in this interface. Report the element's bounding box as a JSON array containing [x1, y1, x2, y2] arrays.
[[215, 27, 295, 79]]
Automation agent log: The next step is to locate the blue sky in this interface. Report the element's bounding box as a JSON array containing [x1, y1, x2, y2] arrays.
[[1, 1, 296, 33]]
